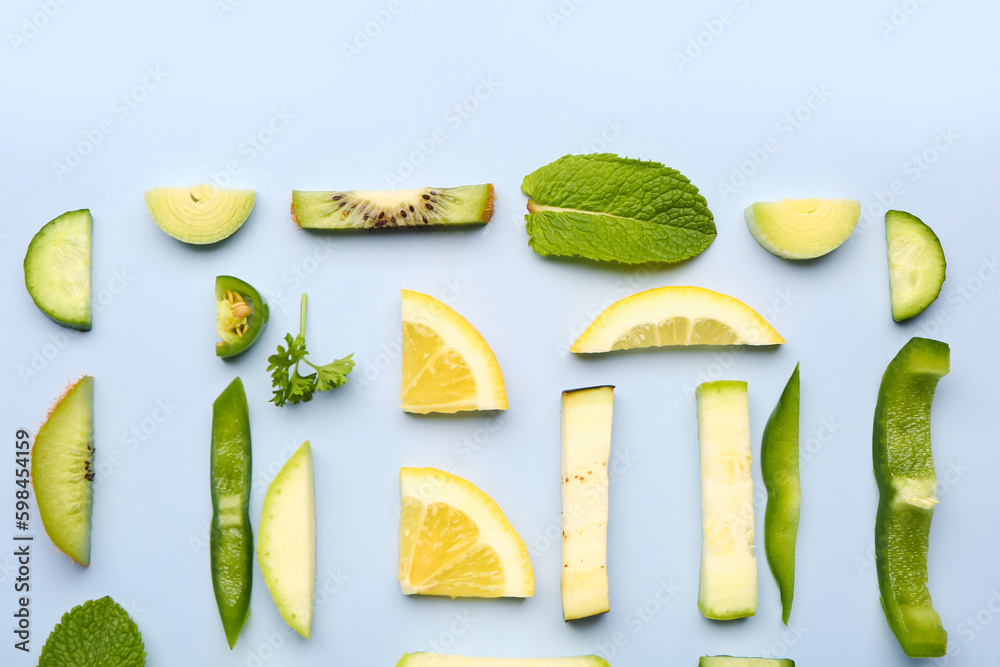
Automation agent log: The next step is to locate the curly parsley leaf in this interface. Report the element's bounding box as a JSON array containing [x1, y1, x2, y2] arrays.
[[38, 596, 145, 667], [268, 295, 354, 407]]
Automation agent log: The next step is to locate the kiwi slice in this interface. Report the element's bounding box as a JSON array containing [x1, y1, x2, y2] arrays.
[[291, 184, 494, 229], [145, 183, 255, 244], [33, 375, 95, 566]]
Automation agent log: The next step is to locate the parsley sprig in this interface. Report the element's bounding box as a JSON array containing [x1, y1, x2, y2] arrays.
[[267, 293, 354, 406]]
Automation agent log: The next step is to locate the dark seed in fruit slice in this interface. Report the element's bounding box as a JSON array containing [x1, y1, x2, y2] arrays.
[[292, 185, 494, 230]]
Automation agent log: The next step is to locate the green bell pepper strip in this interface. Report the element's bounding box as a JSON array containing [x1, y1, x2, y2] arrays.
[[874, 337, 949, 658], [216, 275, 269, 358], [761, 362, 800, 625], [211, 377, 253, 648]]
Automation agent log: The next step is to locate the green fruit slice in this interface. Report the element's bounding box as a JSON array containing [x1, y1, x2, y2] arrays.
[[874, 337, 949, 658], [696, 381, 756, 620], [32, 376, 94, 566], [561, 385, 613, 621], [24, 209, 92, 331], [885, 210, 946, 322], [700, 657, 794, 667], [761, 363, 800, 625], [216, 276, 269, 358], [745, 198, 860, 259], [145, 184, 255, 244], [291, 185, 494, 229], [396, 654, 611, 667], [211, 377, 252, 648], [258, 441, 315, 639]]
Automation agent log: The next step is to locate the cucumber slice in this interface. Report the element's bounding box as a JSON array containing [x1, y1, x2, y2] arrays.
[[745, 198, 860, 260], [24, 209, 92, 330], [561, 386, 614, 621], [700, 657, 794, 667], [396, 654, 610, 667], [885, 210, 946, 322], [696, 381, 756, 620]]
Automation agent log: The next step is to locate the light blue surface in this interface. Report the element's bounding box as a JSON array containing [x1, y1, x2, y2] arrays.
[[3, 0, 1000, 665]]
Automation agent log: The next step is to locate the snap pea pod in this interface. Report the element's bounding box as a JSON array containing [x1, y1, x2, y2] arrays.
[[761, 363, 800, 624], [211, 377, 253, 648], [874, 337, 949, 658]]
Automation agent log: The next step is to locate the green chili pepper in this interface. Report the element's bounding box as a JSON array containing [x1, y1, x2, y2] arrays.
[[216, 276, 269, 358], [211, 377, 253, 648]]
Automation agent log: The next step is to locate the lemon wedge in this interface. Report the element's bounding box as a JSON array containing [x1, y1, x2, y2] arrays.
[[745, 198, 860, 259], [571, 286, 784, 353], [145, 183, 255, 244], [398, 467, 534, 598], [401, 290, 507, 413]]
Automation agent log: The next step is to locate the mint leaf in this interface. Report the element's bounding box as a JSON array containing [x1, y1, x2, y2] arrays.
[[521, 153, 716, 264], [38, 597, 145, 667]]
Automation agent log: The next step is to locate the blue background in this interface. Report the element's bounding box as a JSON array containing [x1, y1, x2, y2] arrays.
[[3, 0, 1000, 665]]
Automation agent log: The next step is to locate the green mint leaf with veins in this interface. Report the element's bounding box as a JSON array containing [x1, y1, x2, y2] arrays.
[[267, 294, 354, 407], [521, 153, 716, 264], [38, 596, 146, 667]]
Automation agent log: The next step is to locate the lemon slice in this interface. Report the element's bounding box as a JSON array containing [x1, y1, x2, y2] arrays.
[[145, 183, 255, 244], [401, 290, 507, 414], [571, 286, 784, 353], [399, 467, 534, 598]]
